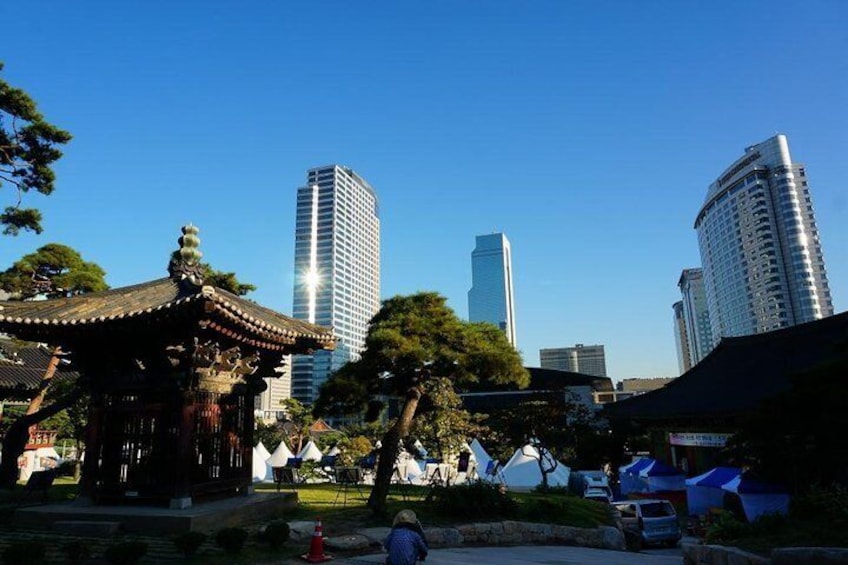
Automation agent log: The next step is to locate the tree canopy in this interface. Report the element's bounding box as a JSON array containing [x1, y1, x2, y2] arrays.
[[0, 243, 108, 299], [0, 62, 72, 236], [202, 263, 257, 296], [0, 243, 107, 299], [314, 291, 528, 514]]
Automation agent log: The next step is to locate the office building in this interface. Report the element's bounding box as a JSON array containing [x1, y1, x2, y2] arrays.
[[256, 356, 292, 423], [468, 233, 517, 346], [291, 165, 380, 403], [672, 301, 692, 374], [540, 344, 607, 378], [677, 268, 714, 366], [695, 134, 833, 339]]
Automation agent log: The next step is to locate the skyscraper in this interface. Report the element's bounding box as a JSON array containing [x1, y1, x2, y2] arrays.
[[540, 344, 607, 378], [695, 134, 833, 340], [672, 301, 692, 375], [468, 233, 517, 346], [291, 165, 380, 403], [677, 268, 714, 366]]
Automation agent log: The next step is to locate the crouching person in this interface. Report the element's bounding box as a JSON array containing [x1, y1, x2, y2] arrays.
[[385, 509, 428, 564]]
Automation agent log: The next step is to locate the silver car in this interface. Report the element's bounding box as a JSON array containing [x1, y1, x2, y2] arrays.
[[614, 499, 682, 547]]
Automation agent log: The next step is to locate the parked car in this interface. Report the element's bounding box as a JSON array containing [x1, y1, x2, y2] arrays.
[[613, 499, 681, 547], [583, 487, 613, 504]]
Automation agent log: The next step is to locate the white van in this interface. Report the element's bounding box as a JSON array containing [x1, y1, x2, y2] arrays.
[[613, 499, 682, 547]]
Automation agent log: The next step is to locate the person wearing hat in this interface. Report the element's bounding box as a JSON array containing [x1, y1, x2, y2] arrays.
[[384, 509, 428, 564]]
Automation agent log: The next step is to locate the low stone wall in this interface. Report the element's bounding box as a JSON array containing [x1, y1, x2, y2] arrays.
[[683, 543, 848, 565], [342, 521, 625, 552], [683, 543, 770, 565]]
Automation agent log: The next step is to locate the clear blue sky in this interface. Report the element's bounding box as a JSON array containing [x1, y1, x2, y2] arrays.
[[3, 1, 847, 380]]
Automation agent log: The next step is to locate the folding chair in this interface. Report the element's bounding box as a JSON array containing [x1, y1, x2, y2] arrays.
[[484, 459, 506, 487], [17, 469, 55, 507], [318, 455, 337, 482]]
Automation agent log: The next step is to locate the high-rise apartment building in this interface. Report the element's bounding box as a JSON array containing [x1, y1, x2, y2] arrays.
[[291, 165, 380, 403], [672, 301, 692, 374], [540, 344, 607, 378], [677, 268, 714, 366], [256, 356, 292, 423], [468, 233, 517, 346], [695, 134, 833, 339]]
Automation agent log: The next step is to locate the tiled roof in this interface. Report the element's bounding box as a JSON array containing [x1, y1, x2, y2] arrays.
[[0, 340, 78, 393], [604, 311, 848, 421], [0, 278, 335, 352]]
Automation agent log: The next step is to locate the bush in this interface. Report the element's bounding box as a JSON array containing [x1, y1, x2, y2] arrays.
[[431, 482, 519, 521], [705, 511, 749, 543], [215, 527, 249, 555], [173, 531, 207, 557], [258, 520, 291, 549], [103, 541, 148, 565], [531, 484, 571, 495], [3, 541, 46, 564], [63, 540, 93, 563], [791, 483, 848, 522]]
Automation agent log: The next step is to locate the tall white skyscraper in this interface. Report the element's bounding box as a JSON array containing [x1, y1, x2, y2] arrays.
[[468, 233, 517, 346], [695, 134, 833, 339], [672, 301, 692, 375], [291, 165, 380, 403], [677, 268, 714, 366], [540, 344, 608, 378]]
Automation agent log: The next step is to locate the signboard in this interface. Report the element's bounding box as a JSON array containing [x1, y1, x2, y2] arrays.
[[668, 432, 732, 448]]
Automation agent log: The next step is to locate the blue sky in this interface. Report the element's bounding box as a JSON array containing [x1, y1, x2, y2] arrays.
[[2, 1, 847, 380]]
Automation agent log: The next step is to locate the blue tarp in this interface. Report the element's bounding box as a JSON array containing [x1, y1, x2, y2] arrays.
[[722, 475, 790, 521], [640, 459, 682, 477], [619, 458, 655, 495], [685, 467, 741, 515]]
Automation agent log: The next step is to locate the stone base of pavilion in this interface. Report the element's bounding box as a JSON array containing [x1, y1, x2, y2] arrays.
[[14, 492, 297, 534]]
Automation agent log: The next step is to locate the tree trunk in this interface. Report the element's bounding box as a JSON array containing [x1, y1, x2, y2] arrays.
[[24, 348, 63, 416], [0, 389, 83, 489], [367, 386, 422, 516]]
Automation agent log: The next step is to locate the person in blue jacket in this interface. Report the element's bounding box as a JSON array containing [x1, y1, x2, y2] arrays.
[[384, 509, 428, 565]]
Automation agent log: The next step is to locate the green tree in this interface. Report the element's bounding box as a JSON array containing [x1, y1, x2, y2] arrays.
[[202, 264, 256, 295], [0, 244, 106, 488], [0, 243, 108, 299], [314, 292, 528, 515], [0, 62, 72, 236], [409, 377, 485, 461], [255, 420, 284, 451], [488, 392, 594, 492], [280, 398, 314, 454]]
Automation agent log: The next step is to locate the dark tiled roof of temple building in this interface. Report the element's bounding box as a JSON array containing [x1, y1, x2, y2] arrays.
[[0, 339, 78, 395], [604, 311, 848, 421]]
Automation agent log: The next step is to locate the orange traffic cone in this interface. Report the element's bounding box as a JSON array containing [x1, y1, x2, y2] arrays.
[[301, 517, 333, 562]]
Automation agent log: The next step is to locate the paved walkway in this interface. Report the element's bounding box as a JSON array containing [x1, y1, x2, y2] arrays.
[[328, 545, 683, 564]]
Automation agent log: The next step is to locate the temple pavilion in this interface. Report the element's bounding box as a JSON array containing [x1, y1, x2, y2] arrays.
[[0, 225, 335, 508]]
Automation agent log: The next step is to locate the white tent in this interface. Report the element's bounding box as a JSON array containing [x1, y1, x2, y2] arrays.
[[326, 445, 340, 457], [500, 444, 570, 489], [685, 467, 741, 516], [469, 439, 491, 468], [412, 439, 428, 458], [252, 447, 273, 482], [299, 440, 323, 462], [267, 441, 295, 467], [721, 475, 790, 522], [255, 441, 271, 462]]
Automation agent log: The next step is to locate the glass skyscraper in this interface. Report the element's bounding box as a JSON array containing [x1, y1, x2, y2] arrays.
[[677, 268, 714, 366], [468, 233, 517, 346], [540, 344, 608, 378], [695, 134, 833, 340], [672, 301, 692, 375], [291, 165, 380, 404]]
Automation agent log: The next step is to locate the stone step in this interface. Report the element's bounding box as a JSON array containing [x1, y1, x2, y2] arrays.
[[53, 520, 122, 536]]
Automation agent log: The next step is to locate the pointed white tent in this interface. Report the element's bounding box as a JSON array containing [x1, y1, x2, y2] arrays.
[[268, 441, 295, 467], [252, 447, 273, 482], [469, 439, 492, 467], [501, 444, 570, 489], [255, 441, 272, 462], [327, 445, 340, 457], [299, 440, 323, 462]]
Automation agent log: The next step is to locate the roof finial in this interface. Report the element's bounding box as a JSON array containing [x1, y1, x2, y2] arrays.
[[168, 224, 205, 288]]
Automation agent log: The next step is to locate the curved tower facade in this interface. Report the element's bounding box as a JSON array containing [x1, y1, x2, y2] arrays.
[[695, 135, 832, 340]]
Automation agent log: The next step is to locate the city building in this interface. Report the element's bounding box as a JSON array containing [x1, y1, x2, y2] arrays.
[[672, 301, 692, 374], [678, 268, 714, 366], [468, 233, 517, 346], [291, 165, 381, 404], [540, 344, 607, 378], [695, 134, 833, 340], [255, 356, 291, 423]]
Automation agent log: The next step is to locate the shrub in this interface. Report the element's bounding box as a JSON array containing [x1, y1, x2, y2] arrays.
[[3, 541, 46, 564], [215, 527, 249, 555], [431, 482, 519, 521], [531, 484, 571, 496], [63, 540, 93, 563], [258, 520, 291, 549], [173, 531, 207, 557], [103, 541, 148, 565], [791, 483, 848, 523], [704, 511, 748, 543]]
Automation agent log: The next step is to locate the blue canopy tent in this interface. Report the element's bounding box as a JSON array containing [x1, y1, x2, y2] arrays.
[[639, 459, 686, 492], [619, 458, 654, 495], [685, 467, 741, 516], [721, 475, 790, 521]]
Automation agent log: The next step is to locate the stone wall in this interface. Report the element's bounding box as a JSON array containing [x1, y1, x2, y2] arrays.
[[683, 543, 848, 565]]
